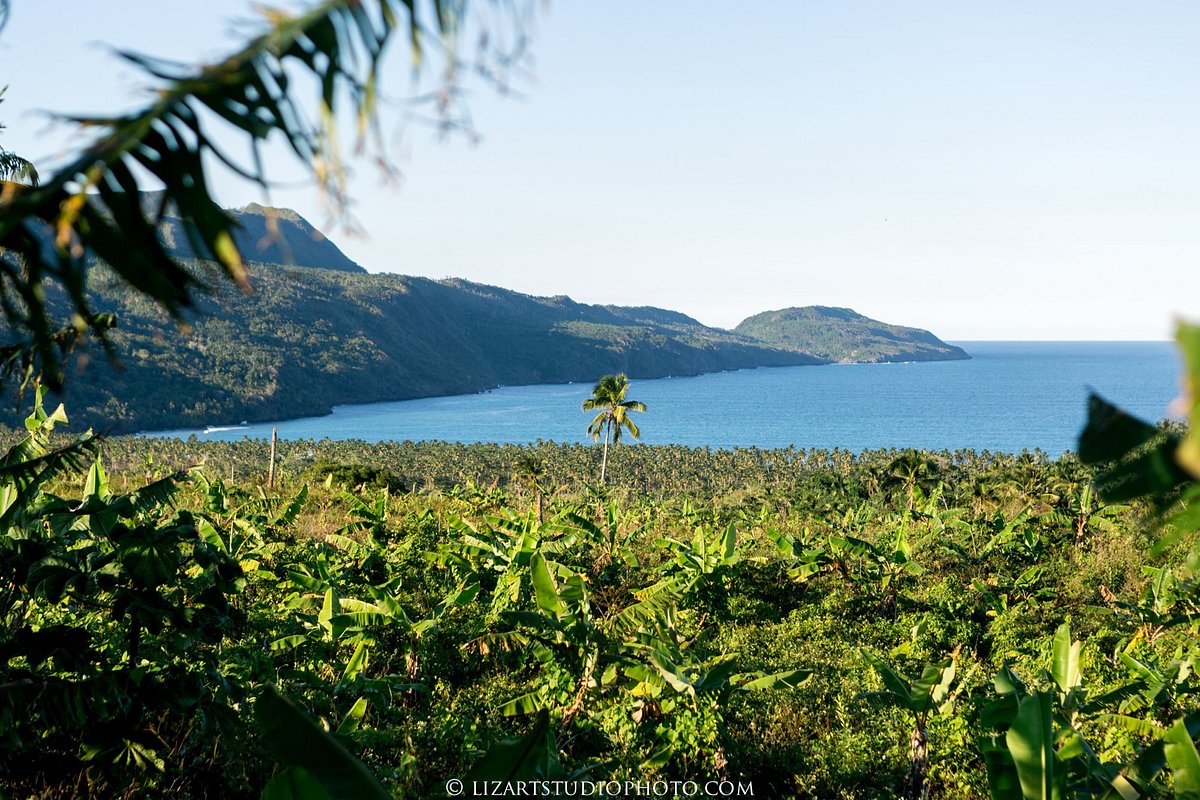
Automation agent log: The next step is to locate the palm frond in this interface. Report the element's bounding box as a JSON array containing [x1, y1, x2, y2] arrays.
[[582, 373, 646, 447], [0, 152, 37, 185], [0, 0, 528, 391]]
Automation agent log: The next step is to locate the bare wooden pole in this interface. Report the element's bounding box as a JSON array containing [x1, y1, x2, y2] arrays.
[[267, 427, 278, 489]]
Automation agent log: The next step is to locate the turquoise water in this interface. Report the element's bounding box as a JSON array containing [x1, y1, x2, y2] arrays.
[[146, 342, 1181, 454]]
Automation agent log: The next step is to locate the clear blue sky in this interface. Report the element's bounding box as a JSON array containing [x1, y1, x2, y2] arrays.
[[2, 1, 1197, 339]]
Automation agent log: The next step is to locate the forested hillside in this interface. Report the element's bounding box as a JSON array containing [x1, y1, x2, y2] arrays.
[[28, 261, 820, 433], [736, 306, 970, 363]]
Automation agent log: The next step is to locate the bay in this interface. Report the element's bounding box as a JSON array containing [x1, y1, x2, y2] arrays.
[[145, 341, 1181, 454]]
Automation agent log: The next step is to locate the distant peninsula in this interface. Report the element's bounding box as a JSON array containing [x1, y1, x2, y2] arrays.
[[735, 306, 969, 363], [12, 204, 968, 434]]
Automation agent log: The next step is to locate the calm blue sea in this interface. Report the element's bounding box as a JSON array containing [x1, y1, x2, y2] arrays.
[[145, 342, 1181, 454]]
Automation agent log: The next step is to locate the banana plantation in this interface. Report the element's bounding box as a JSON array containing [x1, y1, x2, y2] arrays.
[[3, 380, 1199, 799]]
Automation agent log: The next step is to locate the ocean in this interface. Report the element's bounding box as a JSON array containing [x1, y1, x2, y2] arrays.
[[144, 341, 1181, 455]]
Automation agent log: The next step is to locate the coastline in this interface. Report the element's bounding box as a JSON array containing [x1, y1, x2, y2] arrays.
[[135, 350, 976, 440]]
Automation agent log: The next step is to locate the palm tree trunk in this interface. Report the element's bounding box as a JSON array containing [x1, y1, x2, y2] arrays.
[[600, 421, 611, 484]]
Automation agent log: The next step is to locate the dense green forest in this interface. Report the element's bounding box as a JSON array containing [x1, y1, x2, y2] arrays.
[[3, 394, 1199, 799]]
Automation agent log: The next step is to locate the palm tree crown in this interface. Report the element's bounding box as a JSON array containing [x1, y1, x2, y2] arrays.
[[0, 87, 37, 186], [582, 373, 646, 483]]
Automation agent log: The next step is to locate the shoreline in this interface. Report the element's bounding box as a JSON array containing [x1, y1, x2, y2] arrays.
[[134, 354, 977, 439]]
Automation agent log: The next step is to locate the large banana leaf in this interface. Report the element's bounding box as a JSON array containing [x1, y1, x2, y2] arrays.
[[862, 650, 953, 714], [734, 668, 811, 692], [1165, 719, 1200, 800], [530, 552, 566, 616], [862, 649, 913, 707], [1006, 691, 1065, 800], [463, 711, 561, 782], [1050, 623, 1082, 696], [254, 686, 391, 800], [981, 734, 1025, 800]]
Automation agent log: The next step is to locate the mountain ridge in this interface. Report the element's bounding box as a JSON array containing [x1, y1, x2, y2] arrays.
[[9, 204, 968, 434], [146, 193, 366, 273]]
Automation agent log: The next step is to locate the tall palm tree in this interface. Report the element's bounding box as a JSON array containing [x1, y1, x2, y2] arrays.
[[512, 451, 548, 523], [884, 451, 941, 512], [582, 373, 646, 484]]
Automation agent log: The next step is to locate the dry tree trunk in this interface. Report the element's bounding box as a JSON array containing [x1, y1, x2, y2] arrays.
[[560, 649, 598, 728]]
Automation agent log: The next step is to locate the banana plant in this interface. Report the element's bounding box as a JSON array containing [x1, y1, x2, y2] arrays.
[[1044, 484, 1128, 543], [486, 538, 805, 780], [771, 512, 925, 616], [913, 487, 972, 542], [331, 487, 390, 547], [447, 476, 507, 514], [833, 524, 926, 616], [338, 580, 480, 681], [655, 521, 754, 597], [1107, 649, 1197, 721], [979, 623, 1200, 800], [861, 650, 957, 800], [489, 530, 800, 772], [320, 487, 398, 578], [193, 474, 302, 581], [1098, 567, 1200, 647], [273, 574, 479, 709], [973, 564, 1058, 618], [981, 625, 1126, 800], [0, 393, 245, 783], [492, 552, 601, 726], [567, 500, 641, 577], [440, 510, 578, 619], [769, 524, 829, 580], [978, 505, 1037, 559], [283, 547, 363, 613], [616, 615, 809, 773]]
